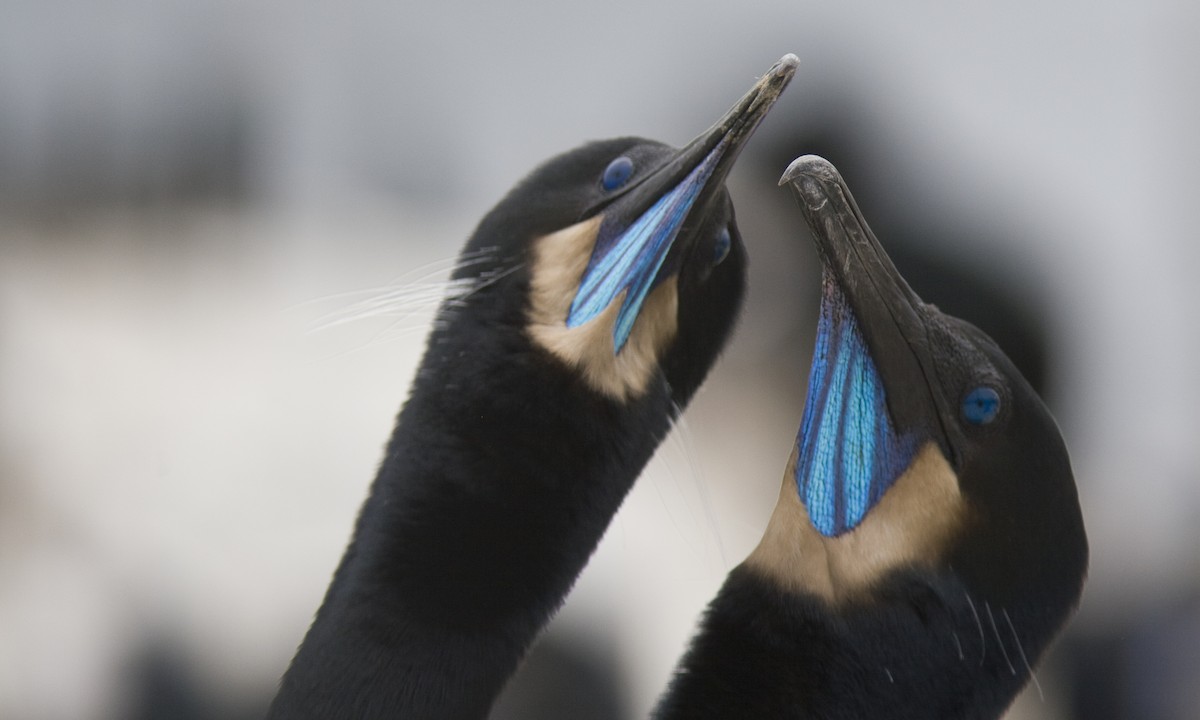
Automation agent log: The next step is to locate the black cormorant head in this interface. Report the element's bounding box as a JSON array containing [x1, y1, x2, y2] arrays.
[[749, 156, 1087, 689], [443, 56, 797, 407]]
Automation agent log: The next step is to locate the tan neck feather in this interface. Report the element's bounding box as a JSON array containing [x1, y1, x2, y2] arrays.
[[526, 218, 679, 402], [746, 442, 966, 604]]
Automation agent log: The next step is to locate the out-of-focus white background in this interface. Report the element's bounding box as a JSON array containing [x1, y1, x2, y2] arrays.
[[2, 2, 1197, 718]]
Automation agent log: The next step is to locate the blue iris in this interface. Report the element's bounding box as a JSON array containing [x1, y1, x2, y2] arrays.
[[962, 386, 1001, 425], [713, 227, 732, 265], [601, 156, 634, 191]]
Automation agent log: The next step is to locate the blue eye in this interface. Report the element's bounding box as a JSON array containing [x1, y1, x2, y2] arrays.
[[601, 156, 634, 191], [962, 386, 1001, 425], [713, 227, 732, 265]]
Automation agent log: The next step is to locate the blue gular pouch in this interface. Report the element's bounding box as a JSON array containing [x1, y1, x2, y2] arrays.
[[566, 143, 726, 353], [795, 268, 919, 537]]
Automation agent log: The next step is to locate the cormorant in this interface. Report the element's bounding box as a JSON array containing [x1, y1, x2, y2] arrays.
[[655, 156, 1088, 719], [266, 56, 798, 719]]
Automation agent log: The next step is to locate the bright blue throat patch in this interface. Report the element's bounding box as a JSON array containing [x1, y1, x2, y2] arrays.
[[566, 142, 726, 353], [795, 270, 918, 537]]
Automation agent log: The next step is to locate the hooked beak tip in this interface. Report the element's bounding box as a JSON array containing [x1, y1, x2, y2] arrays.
[[772, 54, 801, 80], [778, 154, 837, 187]]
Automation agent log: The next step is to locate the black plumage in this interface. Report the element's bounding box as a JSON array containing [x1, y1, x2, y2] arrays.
[[656, 156, 1087, 719], [266, 56, 797, 719]]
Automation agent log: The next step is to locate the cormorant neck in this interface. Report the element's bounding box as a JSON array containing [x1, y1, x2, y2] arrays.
[[269, 319, 674, 719], [655, 565, 1060, 720]]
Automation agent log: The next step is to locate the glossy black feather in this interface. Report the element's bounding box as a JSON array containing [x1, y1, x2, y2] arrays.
[[267, 138, 746, 720], [658, 566, 1037, 720], [655, 157, 1086, 720]]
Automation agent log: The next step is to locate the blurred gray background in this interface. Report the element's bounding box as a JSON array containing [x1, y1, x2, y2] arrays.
[[1, 1, 1198, 718]]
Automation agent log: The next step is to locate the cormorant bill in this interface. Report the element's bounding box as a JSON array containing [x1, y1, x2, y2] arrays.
[[655, 156, 1088, 719], [266, 56, 798, 720]]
